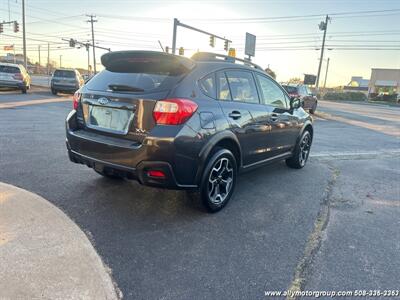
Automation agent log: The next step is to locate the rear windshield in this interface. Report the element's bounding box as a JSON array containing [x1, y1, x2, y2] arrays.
[[85, 70, 183, 93], [54, 70, 75, 78], [0, 66, 20, 74], [282, 85, 298, 94]]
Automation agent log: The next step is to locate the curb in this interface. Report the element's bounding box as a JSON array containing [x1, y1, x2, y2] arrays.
[[0, 182, 120, 300]]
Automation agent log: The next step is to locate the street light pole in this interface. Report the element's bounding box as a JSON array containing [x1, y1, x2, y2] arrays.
[[172, 18, 178, 55], [316, 15, 329, 89], [59, 55, 62, 68], [22, 0, 27, 68], [323, 57, 330, 89]]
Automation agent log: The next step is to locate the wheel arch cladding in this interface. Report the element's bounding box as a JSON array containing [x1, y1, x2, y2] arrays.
[[304, 123, 313, 140], [196, 132, 242, 184]]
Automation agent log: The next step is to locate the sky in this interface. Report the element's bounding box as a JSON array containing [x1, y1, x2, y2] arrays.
[[0, 0, 399, 86]]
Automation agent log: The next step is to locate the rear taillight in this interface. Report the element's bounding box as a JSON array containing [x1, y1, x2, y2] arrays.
[[13, 73, 23, 80], [72, 91, 81, 110], [153, 98, 198, 125]]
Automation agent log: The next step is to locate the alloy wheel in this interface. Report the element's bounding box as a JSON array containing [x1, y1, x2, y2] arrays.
[[299, 133, 311, 166], [208, 157, 234, 205]]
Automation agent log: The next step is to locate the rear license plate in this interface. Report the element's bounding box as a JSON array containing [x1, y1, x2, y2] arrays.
[[88, 105, 133, 134]]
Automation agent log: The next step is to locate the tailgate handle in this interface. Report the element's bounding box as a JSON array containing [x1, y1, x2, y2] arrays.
[[82, 98, 136, 111]]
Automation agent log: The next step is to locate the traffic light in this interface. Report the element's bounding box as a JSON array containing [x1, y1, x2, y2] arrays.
[[13, 21, 19, 33], [224, 40, 229, 51], [69, 38, 76, 48], [228, 48, 236, 57], [0, 23, 3, 33], [165, 46, 169, 53], [178, 47, 184, 55], [209, 35, 215, 47]]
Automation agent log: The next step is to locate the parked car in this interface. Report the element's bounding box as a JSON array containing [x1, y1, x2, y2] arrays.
[[282, 84, 318, 114], [0, 62, 31, 93], [66, 51, 313, 212], [51, 68, 84, 95]]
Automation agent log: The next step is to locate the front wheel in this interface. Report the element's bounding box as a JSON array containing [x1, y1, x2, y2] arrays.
[[286, 130, 312, 169], [21, 87, 27, 94], [51, 88, 57, 95], [309, 102, 317, 114], [200, 148, 237, 213]]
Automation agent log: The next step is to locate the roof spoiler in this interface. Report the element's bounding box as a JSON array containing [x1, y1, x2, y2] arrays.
[[101, 51, 196, 75]]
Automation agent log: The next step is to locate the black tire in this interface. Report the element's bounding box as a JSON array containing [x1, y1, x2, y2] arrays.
[[95, 169, 123, 180], [51, 88, 57, 95], [21, 87, 27, 94], [309, 102, 317, 114], [200, 148, 237, 213], [286, 130, 312, 169]]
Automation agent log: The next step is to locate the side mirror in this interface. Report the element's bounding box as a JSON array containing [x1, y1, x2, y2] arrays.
[[290, 97, 301, 110]]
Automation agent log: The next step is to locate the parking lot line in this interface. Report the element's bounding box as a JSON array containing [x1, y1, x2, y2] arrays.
[[0, 98, 71, 109]]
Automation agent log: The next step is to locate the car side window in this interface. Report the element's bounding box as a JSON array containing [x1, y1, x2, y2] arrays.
[[217, 71, 232, 101], [225, 70, 259, 104], [199, 73, 216, 99], [256, 74, 288, 109]]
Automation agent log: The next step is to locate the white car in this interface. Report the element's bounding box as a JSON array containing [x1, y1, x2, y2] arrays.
[[0, 62, 31, 93]]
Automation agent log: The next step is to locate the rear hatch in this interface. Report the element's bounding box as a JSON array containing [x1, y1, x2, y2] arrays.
[[53, 70, 77, 86], [77, 51, 195, 144], [0, 65, 22, 83]]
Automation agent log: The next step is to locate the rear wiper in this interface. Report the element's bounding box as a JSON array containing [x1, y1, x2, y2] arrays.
[[108, 84, 144, 92]]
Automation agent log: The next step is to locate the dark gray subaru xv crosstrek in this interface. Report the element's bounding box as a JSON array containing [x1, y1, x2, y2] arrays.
[[66, 51, 313, 212]]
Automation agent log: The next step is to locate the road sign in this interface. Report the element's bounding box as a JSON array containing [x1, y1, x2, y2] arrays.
[[245, 32, 256, 57], [304, 74, 317, 85]]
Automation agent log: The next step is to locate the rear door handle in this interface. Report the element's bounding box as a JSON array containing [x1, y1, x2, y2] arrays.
[[270, 113, 279, 122], [229, 111, 241, 120]]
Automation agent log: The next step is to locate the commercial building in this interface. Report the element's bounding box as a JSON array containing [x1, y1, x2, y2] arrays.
[[368, 68, 400, 96]]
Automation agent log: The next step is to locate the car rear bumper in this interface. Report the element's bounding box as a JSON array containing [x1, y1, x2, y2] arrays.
[[52, 83, 79, 91], [65, 110, 198, 190], [0, 80, 26, 89]]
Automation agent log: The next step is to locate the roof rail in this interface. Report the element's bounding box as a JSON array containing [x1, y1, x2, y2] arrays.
[[191, 52, 263, 71]]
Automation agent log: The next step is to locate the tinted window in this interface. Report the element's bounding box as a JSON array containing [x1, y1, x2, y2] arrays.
[[225, 70, 259, 104], [199, 73, 216, 98], [54, 70, 76, 78], [217, 71, 231, 100], [256, 74, 288, 109], [282, 85, 298, 94], [86, 70, 180, 92], [0, 66, 20, 74]]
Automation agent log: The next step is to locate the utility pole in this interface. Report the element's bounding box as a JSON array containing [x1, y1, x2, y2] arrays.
[[86, 43, 90, 76], [59, 55, 62, 68], [22, 0, 27, 68], [323, 57, 330, 89], [38, 45, 41, 67], [47, 42, 50, 75], [87, 15, 97, 74], [316, 15, 329, 89]]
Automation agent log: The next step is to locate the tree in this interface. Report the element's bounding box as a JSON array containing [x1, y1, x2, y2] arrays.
[[288, 77, 303, 84], [265, 66, 276, 79]]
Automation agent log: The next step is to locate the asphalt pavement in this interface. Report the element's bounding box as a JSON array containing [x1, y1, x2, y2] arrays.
[[0, 88, 399, 299]]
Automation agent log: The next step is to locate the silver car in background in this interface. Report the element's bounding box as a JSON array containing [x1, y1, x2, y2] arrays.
[[51, 69, 84, 95], [0, 63, 31, 94]]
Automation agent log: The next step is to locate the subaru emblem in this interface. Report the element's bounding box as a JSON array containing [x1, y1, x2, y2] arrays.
[[97, 97, 110, 105]]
